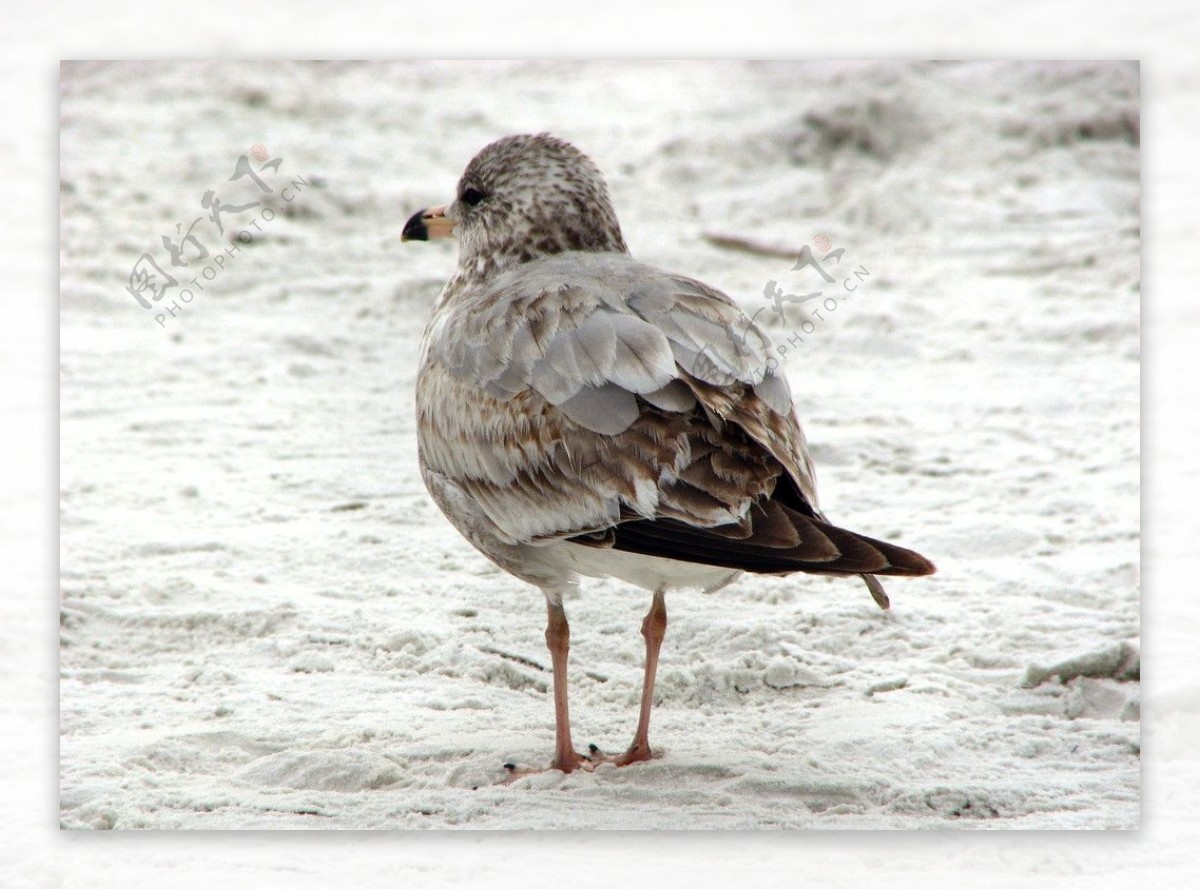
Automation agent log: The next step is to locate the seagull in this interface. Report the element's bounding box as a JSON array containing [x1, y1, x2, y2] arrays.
[[402, 134, 935, 774]]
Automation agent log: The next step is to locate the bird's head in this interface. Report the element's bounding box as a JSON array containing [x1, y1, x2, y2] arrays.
[[402, 134, 628, 278]]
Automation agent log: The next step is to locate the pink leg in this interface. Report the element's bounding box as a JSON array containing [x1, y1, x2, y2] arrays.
[[614, 588, 667, 766], [544, 599, 590, 773]]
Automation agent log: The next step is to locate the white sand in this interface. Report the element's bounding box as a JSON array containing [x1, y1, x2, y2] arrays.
[[55, 60, 1143, 833], [0, 18, 1187, 876]]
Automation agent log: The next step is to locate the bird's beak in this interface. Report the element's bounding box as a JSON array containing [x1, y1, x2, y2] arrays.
[[401, 204, 456, 242]]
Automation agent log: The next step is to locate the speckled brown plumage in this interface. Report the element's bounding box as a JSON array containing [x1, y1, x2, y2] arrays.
[[404, 133, 935, 774]]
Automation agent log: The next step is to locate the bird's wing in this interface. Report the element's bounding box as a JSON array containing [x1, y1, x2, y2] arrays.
[[417, 251, 822, 548]]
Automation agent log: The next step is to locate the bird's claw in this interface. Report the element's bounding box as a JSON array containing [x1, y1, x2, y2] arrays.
[[501, 750, 596, 782], [583, 741, 656, 767]]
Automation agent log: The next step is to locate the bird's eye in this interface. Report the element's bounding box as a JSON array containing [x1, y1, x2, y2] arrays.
[[461, 186, 486, 207]]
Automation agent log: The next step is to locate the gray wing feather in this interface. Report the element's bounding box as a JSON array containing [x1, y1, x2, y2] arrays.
[[641, 380, 698, 412], [436, 254, 783, 418], [558, 382, 640, 435], [605, 313, 677, 393], [420, 252, 817, 544]]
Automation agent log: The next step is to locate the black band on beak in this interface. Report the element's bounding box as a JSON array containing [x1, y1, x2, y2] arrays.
[[402, 208, 430, 242]]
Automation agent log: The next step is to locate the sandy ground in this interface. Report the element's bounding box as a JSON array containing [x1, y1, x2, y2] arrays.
[[55, 61, 1144, 833], [0, 1, 1191, 883]]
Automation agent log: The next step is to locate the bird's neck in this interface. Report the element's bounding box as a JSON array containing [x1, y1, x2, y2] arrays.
[[457, 214, 629, 284]]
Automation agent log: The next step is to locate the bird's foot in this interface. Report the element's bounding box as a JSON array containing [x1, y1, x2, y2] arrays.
[[501, 750, 596, 782], [501, 743, 659, 782], [585, 741, 657, 767]]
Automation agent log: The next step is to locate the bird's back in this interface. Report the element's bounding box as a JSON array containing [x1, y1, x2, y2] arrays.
[[416, 251, 933, 593]]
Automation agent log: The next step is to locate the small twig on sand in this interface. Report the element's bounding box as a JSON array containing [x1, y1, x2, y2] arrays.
[[701, 232, 798, 260]]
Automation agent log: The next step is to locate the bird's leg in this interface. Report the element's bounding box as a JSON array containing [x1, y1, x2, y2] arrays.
[[503, 596, 594, 780], [611, 587, 667, 767], [543, 598, 592, 773]]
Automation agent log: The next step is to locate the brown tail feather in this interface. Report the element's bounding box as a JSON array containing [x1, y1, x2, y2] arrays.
[[861, 573, 891, 610], [595, 509, 936, 582]]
